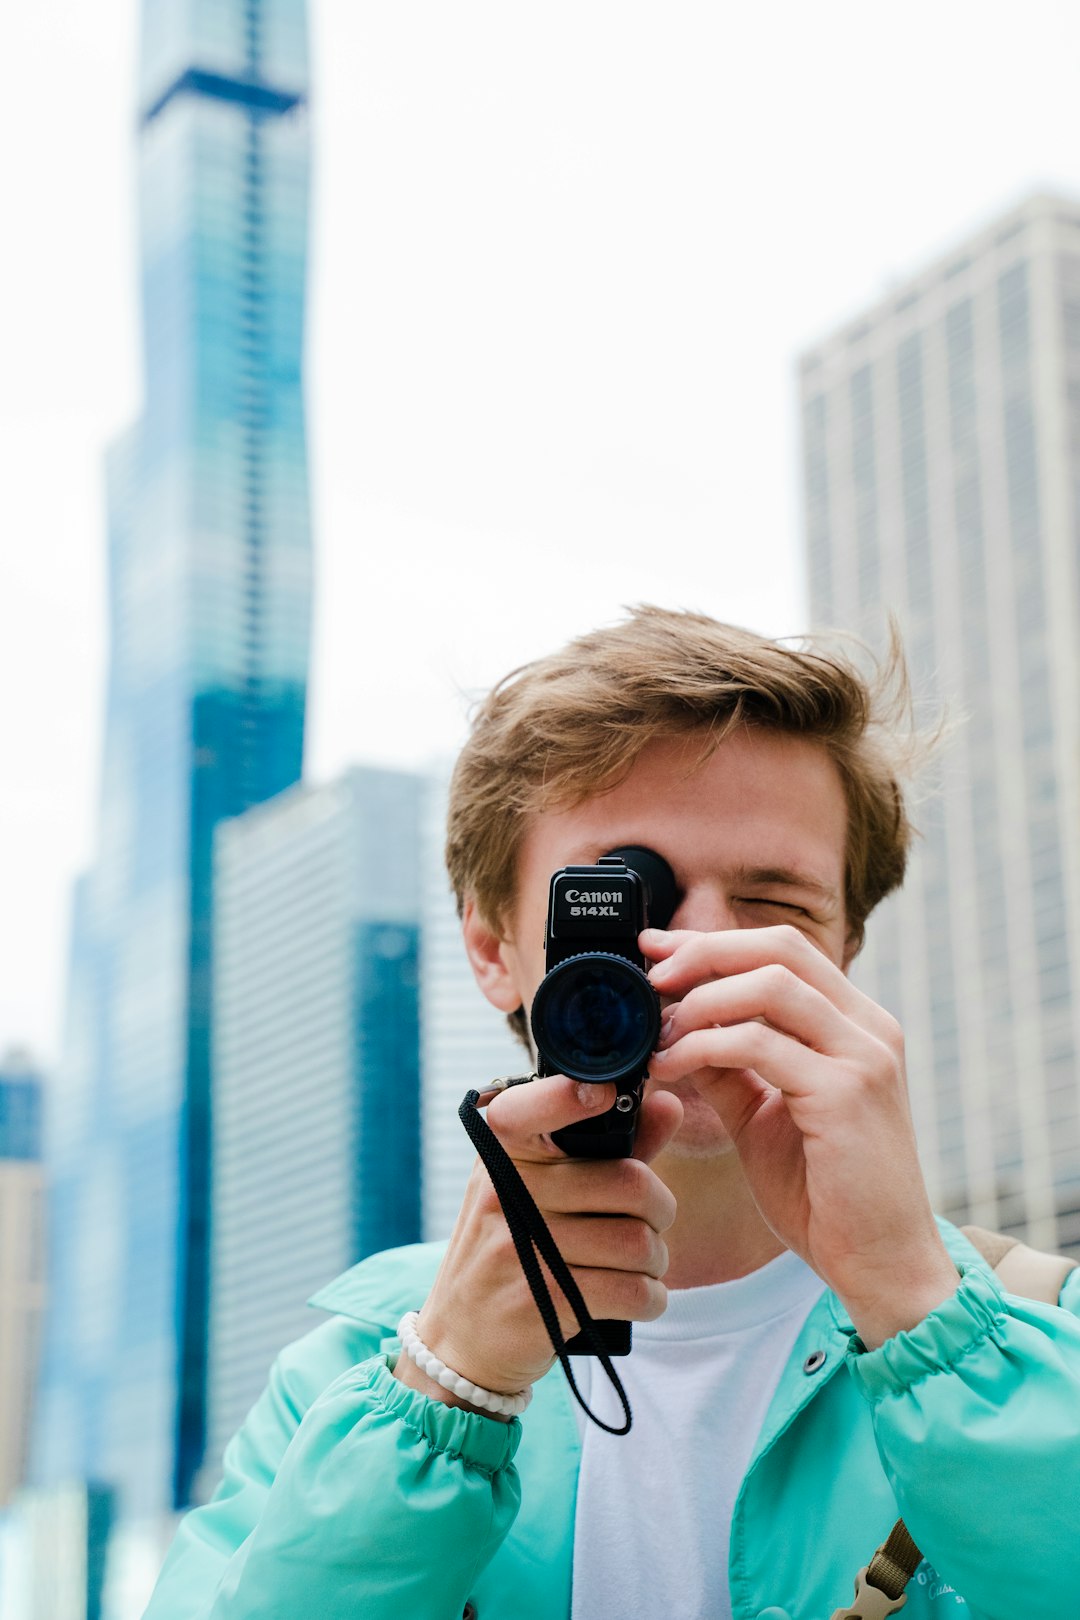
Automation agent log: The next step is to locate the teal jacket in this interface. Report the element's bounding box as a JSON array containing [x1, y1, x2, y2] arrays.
[[145, 1221, 1080, 1620]]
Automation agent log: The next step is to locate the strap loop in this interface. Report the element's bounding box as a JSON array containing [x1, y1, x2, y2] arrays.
[[865, 1521, 921, 1598], [459, 1086, 633, 1434]]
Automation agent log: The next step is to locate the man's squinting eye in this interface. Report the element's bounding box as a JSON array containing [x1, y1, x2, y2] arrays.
[[738, 897, 811, 918]]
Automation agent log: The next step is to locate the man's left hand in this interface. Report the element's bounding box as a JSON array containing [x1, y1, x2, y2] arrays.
[[643, 923, 961, 1349]]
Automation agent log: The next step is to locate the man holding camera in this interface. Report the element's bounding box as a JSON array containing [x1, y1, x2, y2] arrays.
[[145, 607, 1080, 1620]]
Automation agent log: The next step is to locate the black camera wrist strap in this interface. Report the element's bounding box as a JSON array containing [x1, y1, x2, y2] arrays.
[[459, 1085, 633, 1435]]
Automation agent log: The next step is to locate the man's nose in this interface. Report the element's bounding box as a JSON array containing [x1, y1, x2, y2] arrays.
[[666, 885, 736, 935]]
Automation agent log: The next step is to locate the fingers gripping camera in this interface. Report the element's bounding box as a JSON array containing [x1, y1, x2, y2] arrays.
[[530, 847, 679, 1159]]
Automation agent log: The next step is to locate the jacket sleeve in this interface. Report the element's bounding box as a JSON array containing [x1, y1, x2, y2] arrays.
[[143, 1317, 522, 1620], [846, 1262, 1080, 1618]]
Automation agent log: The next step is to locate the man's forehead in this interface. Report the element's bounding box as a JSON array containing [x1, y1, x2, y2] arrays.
[[521, 750, 847, 889]]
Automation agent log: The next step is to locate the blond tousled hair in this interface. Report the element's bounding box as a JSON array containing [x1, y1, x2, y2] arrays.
[[446, 606, 923, 1042]]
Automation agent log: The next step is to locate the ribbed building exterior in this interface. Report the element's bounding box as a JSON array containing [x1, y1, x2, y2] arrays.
[[0, 1053, 45, 1511], [799, 192, 1080, 1253], [204, 769, 422, 1488], [420, 765, 528, 1241], [30, 3, 312, 1610]]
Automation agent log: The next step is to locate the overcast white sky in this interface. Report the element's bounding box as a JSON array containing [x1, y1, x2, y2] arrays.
[[3, 0, 1080, 1064]]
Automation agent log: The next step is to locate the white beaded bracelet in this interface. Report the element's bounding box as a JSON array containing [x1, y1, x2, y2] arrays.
[[397, 1312, 533, 1417]]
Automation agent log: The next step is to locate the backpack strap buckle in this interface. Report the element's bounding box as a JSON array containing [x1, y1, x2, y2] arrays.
[[830, 1567, 909, 1620]]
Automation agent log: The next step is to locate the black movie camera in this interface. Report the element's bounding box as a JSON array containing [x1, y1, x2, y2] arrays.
[[528, 847, 679, 1359], [530, 846, 679, 1160]]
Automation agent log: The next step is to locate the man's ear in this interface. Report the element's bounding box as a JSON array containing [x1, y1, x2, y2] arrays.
[[842, 922, 864, 974], [461, 897, 524, 1013]]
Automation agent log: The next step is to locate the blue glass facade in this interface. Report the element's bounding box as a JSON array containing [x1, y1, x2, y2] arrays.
[[32, 0, 311, 1539], [0, 1068, 43, 1162], [352, 920, 423, 1259]]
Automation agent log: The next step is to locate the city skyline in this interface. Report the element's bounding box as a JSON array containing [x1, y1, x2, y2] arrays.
[[12, 0, 1080, 1066]]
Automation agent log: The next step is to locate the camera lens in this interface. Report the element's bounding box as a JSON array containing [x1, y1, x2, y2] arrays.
[[530, 953, 660, 1084]]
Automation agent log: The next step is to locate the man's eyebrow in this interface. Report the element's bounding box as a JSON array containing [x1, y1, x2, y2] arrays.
[[730, 866, 841, 904]]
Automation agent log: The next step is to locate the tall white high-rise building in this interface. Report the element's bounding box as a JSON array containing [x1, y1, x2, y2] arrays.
[[420, 765, 527, 1241], [203, 768, 422, 1490], [799, 191, 1080, 1254]]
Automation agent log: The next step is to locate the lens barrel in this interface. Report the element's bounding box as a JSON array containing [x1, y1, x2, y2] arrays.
[[530, 951, 661, 1085]]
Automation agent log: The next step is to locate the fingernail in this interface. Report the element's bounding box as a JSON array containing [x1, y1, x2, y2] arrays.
[[649, 961, 670, 982], [576, 1082, 605, 1109], [658, 1015, 673, 1049]]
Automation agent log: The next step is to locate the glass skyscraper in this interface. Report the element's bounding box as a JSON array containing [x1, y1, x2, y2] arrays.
[[31, 0, 312, 1602], [799, 192, 1080, 1257]]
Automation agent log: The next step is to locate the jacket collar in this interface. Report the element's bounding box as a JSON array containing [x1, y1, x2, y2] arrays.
[[307, 1241, 447, 1330], [748, 1215, 983, 1468]]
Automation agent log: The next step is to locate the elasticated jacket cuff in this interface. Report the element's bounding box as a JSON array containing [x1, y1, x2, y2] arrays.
[[844, 1264, 1008, 1403], [358, 1354, 523, 1475]]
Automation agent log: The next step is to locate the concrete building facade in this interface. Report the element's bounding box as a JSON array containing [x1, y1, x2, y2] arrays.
[[203, 768, 422, 1487], [799, 192, 1080, 1253], [419, 765, 527, 1242]]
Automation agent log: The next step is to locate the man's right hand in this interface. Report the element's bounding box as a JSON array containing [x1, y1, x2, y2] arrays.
[[393, 1076, 682, 1416]]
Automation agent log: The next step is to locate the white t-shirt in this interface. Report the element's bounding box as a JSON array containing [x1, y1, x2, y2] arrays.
[[568, 1250, 826, 1620]]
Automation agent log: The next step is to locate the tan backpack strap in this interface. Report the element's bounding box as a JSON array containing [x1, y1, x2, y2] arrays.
[[832, 1227, 1077, 1617], [961, 1223, 1078, 1305], [958, 1223, 1020, 1270]]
